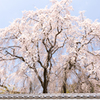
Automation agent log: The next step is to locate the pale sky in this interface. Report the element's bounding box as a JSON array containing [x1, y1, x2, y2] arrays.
[[0, 0, 100, 28]]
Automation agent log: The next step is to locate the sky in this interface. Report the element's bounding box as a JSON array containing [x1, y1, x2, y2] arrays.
[[0, 0, 100, 28]]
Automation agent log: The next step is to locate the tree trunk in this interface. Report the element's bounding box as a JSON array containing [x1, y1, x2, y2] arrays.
[[43, 68, 48, 93], [62, 82, 66, 93], [62, 67, 67, 93], [29, 81, 33, 93]]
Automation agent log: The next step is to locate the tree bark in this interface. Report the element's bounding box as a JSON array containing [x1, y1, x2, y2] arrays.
[[62, 67, 67, 93], [29, 81, 33, 93], [43, 68, 48, 93]]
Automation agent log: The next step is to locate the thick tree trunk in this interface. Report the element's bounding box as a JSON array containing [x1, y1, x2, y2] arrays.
[[43, 68, 48, 93], [29, 81, 33, 93], [62, 83, 66, 93], [62, 67, 67, 93]]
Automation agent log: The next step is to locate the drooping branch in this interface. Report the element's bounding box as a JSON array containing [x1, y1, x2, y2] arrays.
[[5, 49, 44, 88], [5, 51, 25, 62], [86, 50, 100, 57], [52, 37, 67, 55], [78, 36, 94, 51]]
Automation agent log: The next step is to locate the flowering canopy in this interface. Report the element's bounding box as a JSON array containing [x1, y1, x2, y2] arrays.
[[0, 0, 100, 93]]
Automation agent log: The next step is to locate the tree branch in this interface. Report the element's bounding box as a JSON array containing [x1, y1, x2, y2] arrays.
[[52, 38, 67, 55], [42, 39, 49, 52], [78, 37, 94, 51], [6, 51, 25, 62], [53, 28, 63, 46]]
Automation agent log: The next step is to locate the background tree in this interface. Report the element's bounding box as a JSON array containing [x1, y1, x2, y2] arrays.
[[47, 11, 100, 93]]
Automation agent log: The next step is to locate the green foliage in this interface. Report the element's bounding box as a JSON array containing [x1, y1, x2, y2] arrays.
[[66, 89, 70, 93], [0, 84, 21, 94]]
